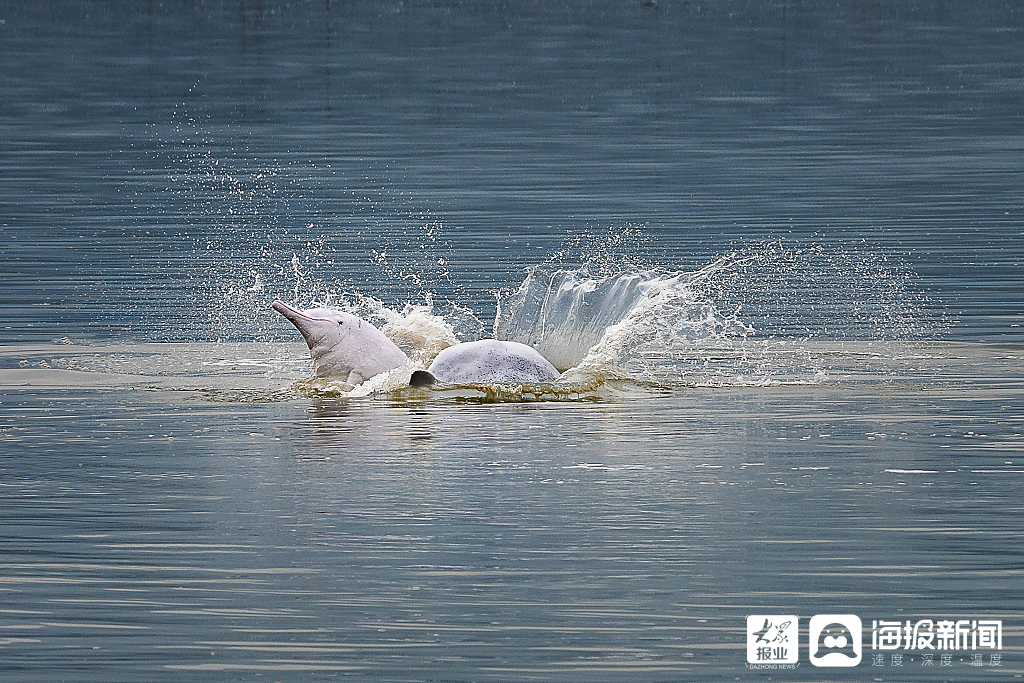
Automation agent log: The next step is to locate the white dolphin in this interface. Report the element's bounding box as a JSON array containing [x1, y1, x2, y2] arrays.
[[272, 300, 408, 385], [412, 339, 559, 386], [272, 300, 560, 387]]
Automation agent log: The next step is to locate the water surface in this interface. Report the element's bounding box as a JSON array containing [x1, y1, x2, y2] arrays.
[[1, 1, 1023, 681]]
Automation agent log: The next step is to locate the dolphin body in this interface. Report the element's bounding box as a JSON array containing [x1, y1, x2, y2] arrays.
[[413, 339, 559, 386], [272, 300, 560, 387], [272, 301, 408, 385]]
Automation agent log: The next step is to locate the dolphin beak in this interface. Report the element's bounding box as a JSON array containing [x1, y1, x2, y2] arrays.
[[272, 300, 315, 349], [272, 300, 303, 324]]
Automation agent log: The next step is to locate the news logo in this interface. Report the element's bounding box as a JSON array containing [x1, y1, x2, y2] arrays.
[[809, 614, 862, 667], [746, 615, 798, 664]]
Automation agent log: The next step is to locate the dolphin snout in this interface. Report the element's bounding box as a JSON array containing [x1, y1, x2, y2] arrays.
[[273, 301, 316, 349], [272, 300, 305, 324]]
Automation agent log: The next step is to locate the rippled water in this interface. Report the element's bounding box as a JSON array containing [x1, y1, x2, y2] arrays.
[[2, 1, 1023, 681]]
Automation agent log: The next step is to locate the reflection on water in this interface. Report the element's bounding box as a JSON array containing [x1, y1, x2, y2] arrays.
[[1, 342, 1023, 679]]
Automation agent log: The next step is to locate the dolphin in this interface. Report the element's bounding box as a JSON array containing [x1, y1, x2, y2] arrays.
[[272, 300, 560, 387], [272, 300, 408, 385], [410, 339, 559, 386]]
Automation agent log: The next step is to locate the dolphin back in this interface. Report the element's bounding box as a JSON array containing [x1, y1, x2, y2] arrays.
[[424, 340, 559, 385]]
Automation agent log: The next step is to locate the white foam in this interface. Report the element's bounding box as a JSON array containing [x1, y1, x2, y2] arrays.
[[495, 258, 755, 385], [258, 242, 933, 397]]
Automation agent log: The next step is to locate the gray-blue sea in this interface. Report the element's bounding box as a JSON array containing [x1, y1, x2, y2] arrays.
[[2, 2, 1023, 681]]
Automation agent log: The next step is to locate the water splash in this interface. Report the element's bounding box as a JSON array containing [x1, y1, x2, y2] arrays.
[[212, 232, 932, 398], [494, 257, 754, 374], [143, 103, 933, 396], [144, 91, 465, 343], [484, 240, 933, 390]]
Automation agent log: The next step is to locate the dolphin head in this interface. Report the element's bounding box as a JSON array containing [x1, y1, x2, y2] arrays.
[[272, 300, 350, 352], [272, 300, 409, 384]]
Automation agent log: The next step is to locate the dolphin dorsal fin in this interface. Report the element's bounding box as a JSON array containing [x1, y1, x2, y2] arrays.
[[409, 370, 436, 387]]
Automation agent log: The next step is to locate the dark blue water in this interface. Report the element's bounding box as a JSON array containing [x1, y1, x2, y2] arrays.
[[2, 2, 1023, 681], [3, 1, 1022, 342]]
